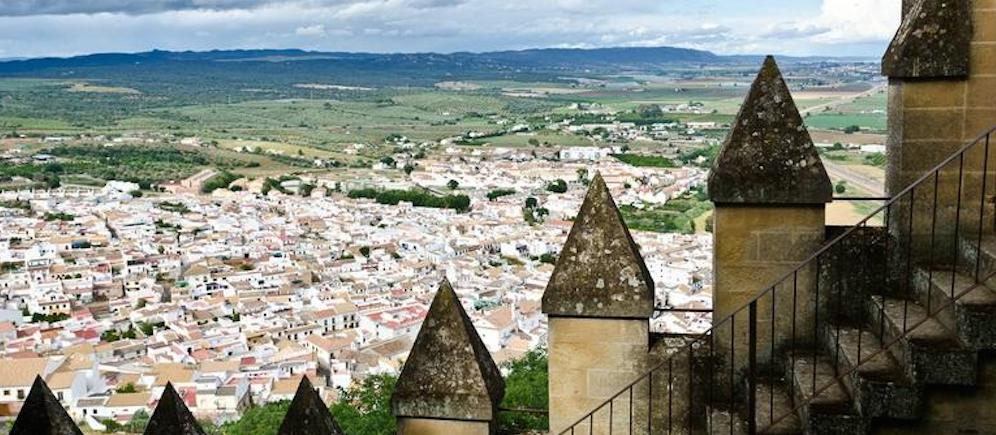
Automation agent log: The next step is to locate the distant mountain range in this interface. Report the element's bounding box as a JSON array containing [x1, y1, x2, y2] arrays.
[[0, 46, 877, 96], [0, 46, 876, 73]]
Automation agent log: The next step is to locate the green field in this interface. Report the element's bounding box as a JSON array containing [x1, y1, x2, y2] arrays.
[[0, 63, 886, 187]]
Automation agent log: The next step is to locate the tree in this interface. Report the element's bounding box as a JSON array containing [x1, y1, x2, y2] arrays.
[[403, 163, 415, 175], [527, 138, 540, 146], [843, 125, 861, 134], [138, 322, 155, 336], [576, 168, 589, 184], [835, 181, 847, 194], [299, 184, 315, 197], [117, 383, 137, 393], [525, 197, 538, 209], [447, 179, 459, 190], [538, 253, 557, 265], [123, 410, 150, 433], [330, 374, 397, 435], [359, 246, 371, 258], [379, 156, 396, 167], [546, 179, 567, 194], [487, 189, 516, 201], [219, 400, 289, 435], [498, 349, 549, 433], [101, 418, 123, 433]]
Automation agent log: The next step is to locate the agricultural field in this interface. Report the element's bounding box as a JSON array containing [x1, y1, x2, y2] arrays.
[[0, 56, 888, 192]]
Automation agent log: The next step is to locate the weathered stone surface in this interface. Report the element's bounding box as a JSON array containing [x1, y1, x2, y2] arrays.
[[708, 56, 832, 205], [396, 418, 492, 435], [882, 0, 972, 78], [144, 383, 206, 435], [277, 377, 344, 435], [10, 376, 83, 435], [392, 279, 504, 421], [542, 173, 655, 318]]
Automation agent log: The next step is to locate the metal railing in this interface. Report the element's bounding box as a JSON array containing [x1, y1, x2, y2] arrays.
[[558, 125, 996, 435]]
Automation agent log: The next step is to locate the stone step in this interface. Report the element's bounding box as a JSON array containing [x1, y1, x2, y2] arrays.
[[708, 382, 802, 435], [823, 324, 920, 419], [787, 352, 866, 433], [913, 268, 996, 349], [959, 235, 996, 283], [867, 295, 977, 385]]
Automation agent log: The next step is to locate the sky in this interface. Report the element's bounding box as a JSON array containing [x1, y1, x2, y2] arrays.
[[0, 0, 902, 59]]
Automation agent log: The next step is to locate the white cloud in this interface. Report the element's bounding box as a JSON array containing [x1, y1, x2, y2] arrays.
[[295, 24, 326, 36], [0, 0, 904, 58], [767, 0, 901, 44]]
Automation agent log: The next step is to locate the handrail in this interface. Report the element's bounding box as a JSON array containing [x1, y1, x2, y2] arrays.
[[558, 124, 996, 435]]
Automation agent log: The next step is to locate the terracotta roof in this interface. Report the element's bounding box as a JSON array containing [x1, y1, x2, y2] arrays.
[[106, 392, 151, 407], [45, 371, 78, 390]]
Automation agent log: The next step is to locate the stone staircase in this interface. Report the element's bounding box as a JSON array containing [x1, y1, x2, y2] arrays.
[[708, 234, 996, 434]]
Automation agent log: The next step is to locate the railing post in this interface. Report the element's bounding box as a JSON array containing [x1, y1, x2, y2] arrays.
[[748, 302, 758, 435]]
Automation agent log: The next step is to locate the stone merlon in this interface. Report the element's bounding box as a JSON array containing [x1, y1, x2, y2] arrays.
[[708, 56, 832, 205], [277, 377, 344, 435], [11, 376, 83, 435], [542, 173, 655, 318], [144, 383, 206, 435], [882, 0, 972, 78], [392, 279, 505, 421]]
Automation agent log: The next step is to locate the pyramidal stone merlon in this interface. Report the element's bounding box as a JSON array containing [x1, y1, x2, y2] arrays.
[[542, 173, 655, 318], [144, 383, 206, 435], [391, 279, 504, 421], [11, 376, 83, 435], [708, 56, 832, 205], [882, 0, 971, 78], [277, 377, 344, 435]]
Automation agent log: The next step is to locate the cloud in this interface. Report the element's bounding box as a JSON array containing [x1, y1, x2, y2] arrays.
[[760, 23, 832, 39], [295, 23, 326, 36], [0, 0, 904, 58], [770, 0, 901, 44], [0, 0, 467, 17]]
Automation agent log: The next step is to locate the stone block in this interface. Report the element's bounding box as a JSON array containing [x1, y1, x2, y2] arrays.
[[967, 77, 996, 109], [976, 10, 996, 42], [898, 140, 965, 172], [976, 0, 996, 10], [547, 317, 649, 434], [755, 230, 825, 263], [970, 44, 996, 75], [902, 80, 966, 108], [964, 109, 996, 140], [396, 418, 492, 435], [902, 109, 966, 141], [713, 205, 824, 380]]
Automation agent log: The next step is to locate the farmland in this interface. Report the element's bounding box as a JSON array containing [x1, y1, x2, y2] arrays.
[[0, 50, 888, 193]]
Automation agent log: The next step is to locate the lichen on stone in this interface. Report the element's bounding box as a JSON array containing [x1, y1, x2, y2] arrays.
[[882, 0, 971, 78], [542, 174, 655, 318], [392, 279, 505, 421], [10, 376, 83, 435], [144, 383, 206, 435], [708, 56, 832, 205], [277, 377, 344, 435]]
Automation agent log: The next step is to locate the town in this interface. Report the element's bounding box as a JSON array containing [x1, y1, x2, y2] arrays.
[[0, 145, 712, 430]]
